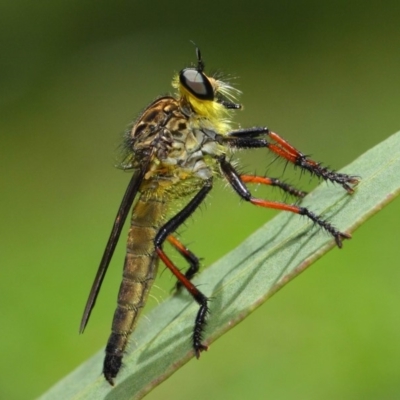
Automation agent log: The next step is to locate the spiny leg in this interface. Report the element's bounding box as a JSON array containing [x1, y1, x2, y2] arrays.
[[241, 175, 307, 199], [167, 235, 201, 291], [220, 157, 351, 248], [155, 179, 213, 357], [218, 127, 359, 193]]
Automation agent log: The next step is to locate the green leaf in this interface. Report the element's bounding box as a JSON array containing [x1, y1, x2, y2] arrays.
[[39, 132, 400, 400]]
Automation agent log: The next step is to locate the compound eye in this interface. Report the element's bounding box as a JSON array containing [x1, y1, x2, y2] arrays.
[[179, 68, 214, 100]]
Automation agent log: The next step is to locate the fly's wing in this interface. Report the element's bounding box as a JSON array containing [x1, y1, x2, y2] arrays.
[[79, 155, 151, 333]]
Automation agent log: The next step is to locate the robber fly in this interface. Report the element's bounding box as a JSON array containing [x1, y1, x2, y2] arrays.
[[80, 48, 358, 385]]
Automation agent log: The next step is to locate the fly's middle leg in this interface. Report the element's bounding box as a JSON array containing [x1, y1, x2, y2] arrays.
[[219, 156, 351, 248]]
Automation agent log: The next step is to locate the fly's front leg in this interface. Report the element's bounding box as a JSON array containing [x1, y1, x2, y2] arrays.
[[219, 157, 351, 248], [155, 179, 213, 357], [167, 235, 201, 291], [218, 127, 359, 193]]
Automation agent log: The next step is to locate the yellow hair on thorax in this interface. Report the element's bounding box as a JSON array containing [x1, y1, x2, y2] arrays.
[[172, 74, 235, 135]]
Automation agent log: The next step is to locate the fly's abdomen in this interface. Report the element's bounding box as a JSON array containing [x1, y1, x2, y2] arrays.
[[104, 194, 167, 384]]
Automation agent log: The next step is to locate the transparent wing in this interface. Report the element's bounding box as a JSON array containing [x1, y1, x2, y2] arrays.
[[79, 155, 151, 333]]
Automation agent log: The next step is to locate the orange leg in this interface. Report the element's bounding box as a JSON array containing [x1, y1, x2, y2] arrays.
[[167, 235, 201, 290], [219, 156, 351, 248], [154, 180, 213, 357], [241, 175, 307, 198], [222, 127, 359, 193]]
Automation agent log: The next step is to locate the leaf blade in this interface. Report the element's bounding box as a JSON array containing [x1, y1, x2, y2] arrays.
[[39, 131, 400, 400]]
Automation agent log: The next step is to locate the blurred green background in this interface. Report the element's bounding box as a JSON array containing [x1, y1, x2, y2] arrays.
[[1, 1, 400, 399]]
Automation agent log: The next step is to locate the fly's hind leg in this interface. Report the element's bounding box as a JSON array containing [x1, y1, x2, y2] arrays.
[[167, 235, 201, 291], [155, 179, 213, 357]]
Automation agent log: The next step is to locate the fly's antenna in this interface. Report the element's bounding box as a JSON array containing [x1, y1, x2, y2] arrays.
[[190, 40, 204, 72], [196, 47, 205, 72]]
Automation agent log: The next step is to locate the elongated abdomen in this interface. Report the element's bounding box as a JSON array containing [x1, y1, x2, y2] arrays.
[[104, 194, 167, 384]]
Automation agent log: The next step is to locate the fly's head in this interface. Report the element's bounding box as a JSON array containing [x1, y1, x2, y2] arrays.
[[172, 47, 241, 129]]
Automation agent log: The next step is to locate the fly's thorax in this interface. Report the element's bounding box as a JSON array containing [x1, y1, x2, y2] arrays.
[[127, 97, 179, 153], [159, 110, 224, 180], [126, 96, 226, 182]]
